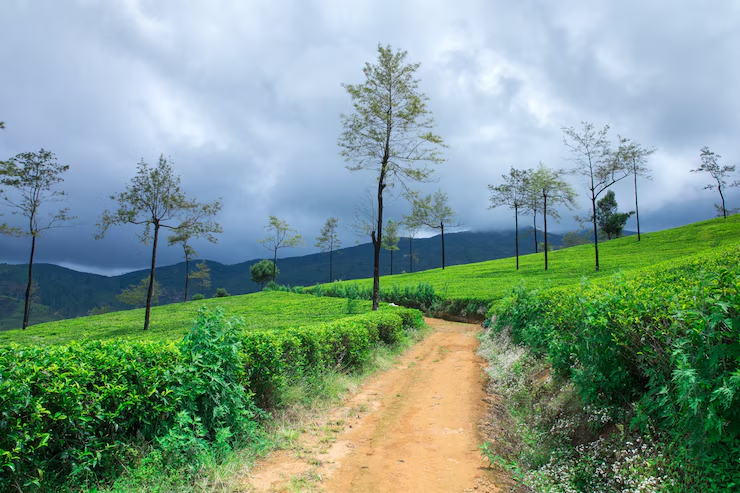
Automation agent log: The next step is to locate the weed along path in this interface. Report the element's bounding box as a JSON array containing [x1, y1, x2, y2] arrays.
[[245, 318, 507, 492]]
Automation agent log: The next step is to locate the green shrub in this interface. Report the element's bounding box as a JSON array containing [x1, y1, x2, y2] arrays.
[[173, 308, 261, 441], [191, 293, 205, 301], [0, 340, 180, 489], [215, 287, 230, 298], [493, 245, 740, 484], [242, 309, 422, 407]]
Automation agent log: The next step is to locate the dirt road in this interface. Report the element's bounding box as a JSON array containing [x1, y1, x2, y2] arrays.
[[246, 318, 505, 492]]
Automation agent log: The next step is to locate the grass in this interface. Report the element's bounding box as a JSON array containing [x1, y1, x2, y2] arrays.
[[0, 291, 388, 346], [324, 214, 740, 304]]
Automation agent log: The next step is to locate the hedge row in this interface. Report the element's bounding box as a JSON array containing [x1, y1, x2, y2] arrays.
[[0, 306, 423, 490], [493, 245, 740, 483]]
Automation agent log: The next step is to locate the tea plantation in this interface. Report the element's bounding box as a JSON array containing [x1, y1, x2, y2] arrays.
[[319, 214, 740, 310], [0, 292, 424, 490]]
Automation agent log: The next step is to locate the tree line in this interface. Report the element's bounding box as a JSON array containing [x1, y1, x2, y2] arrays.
[[2, 43, 739, 327]]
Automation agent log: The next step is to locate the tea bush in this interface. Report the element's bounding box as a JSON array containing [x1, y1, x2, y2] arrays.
[[0, 304, 423, 490], [0, 340, 181, 489], [493, 245, 740, 485]]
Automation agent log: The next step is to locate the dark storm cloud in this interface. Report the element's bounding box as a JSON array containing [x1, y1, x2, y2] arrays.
[[1, 0, 738, 274]]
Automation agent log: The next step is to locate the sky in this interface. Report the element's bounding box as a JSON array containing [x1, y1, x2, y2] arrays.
[[1, 0, 739, 276]]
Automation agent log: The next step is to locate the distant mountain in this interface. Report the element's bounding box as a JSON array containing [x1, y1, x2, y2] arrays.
[[0, 228, 563, 330]]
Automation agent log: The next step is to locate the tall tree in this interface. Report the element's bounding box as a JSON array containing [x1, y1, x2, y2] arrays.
[[258, 216, 304, 281], [315, 217, 341, 282], [96, 155, 222, 330], [530, 163, 578, 270], [167, 208, 223, 303], [617, 136, 655, 241], [692, 147, 739, 219], [596, 190, 633, 239], [339, 44, 445, 310], [562, 122, 628, 271], [403, 221, 421, 273], [168, 233, 196, 303], [488, 167, 532, 270], [381, 218, 401, 275], [404, 190, 458, 269], [189, 260, 211, 296], [0, 149, 74, 329]]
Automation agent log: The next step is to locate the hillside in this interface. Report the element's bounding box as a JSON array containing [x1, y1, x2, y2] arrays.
[[322, 215, 740, 307], [0, 228, 562, 329]]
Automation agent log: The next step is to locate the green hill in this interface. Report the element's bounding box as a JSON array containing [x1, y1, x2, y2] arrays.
[[0, 228, 561, 329], [323, 215, 740, 307]]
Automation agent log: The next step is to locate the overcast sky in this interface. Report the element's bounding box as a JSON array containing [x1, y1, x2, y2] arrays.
[[1, 0, 739, 276]]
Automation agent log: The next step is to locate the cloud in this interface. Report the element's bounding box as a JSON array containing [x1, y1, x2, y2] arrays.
[[1, 0, 738, 273]]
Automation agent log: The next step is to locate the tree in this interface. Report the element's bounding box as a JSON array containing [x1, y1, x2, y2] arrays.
[[0, 149, 74, 329], [381, 218, 401, 275], [259, 216, 303, 281], [596, 190, 634, 240], [339, 44, 445, 310], [189, 260, 211, 296], [315, 217, 341, 282], [617, 136, 655, 240], [404, 190, 458, 269], [691, 147, 739, 219], [523, 179, 542, 253], [402, 221, 421, 273], [562, 122, 628, 271], [530, 163, 578, 270], [117, 277, 163, 308], [168, 210, 223, 303], [489, 167, 532, 270], [250, 259, 279, 288], [96, 155, 222, 330], [168, 232, 196, 303], [561, 230, 591, 248]]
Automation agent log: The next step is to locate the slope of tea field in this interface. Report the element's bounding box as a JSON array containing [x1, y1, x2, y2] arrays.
[[325, 215, 740, 304], [0, 291, 384, 346]]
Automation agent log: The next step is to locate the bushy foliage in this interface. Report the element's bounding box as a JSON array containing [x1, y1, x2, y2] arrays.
[[173, 308, 260, 441], [0, 340, 180, 489], [493, 245, 740, 485], [191, 293, 205, 301], [243, 308, 422, 407], [0, 301, 423, 490], [312, 282, 439, 312], [214, 287, 229, 298]]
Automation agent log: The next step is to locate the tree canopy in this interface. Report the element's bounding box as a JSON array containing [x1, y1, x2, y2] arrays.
[[97, 155, 222, 330], [1, 149, 74, 328], [339, 44, 445, 309], [596, 190, 633, 240], [258, 216, 303, 281]]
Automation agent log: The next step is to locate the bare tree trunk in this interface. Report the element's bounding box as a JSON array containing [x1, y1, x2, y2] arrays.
[[514, 206, 519, 270], [22, 235, 37, 330], [718, 183, 727, 218], [329, 247, 333, 283], [273, 247, 278, 280], [144, 224, 159, 331], [409, 237, 413, 273], [373, 174, 385, 311], [591, 195, 600, 271], [543, 194, 549, 271], [633, 161, 641, 241], [183, 256, 190, 302], [390, 249, 393, 275], [533, 215, 538, 253], [441, 222, 446, 270]]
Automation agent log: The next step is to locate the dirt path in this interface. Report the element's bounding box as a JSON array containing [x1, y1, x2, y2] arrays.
[[245, 318, 508, 492]]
